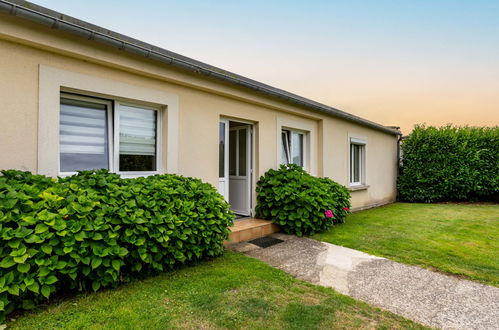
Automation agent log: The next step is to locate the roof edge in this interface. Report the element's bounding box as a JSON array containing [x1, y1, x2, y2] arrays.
[[0, 0, 401, 136]]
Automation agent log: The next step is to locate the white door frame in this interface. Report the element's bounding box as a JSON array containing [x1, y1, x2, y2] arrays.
[[219, 118, 254, 216], [228, 125, 252, 216], [218, 119, 230, 201]]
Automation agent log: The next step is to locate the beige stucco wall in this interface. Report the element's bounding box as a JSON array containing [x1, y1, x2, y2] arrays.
[[0, 14, 399, 211]]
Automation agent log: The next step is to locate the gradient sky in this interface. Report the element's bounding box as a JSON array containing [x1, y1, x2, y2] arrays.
[[34, 0, 499, 134]]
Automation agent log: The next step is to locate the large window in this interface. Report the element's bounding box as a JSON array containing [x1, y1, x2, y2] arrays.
[[350, 139, 366, 186], [281, 129, 304, 167], [59, 93, 159, 174]]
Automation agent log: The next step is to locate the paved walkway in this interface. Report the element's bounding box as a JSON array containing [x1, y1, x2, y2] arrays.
[[229, 234, 499, 330]]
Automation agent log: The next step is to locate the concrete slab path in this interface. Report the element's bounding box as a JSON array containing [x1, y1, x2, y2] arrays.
[[228, 234, 499, 330]]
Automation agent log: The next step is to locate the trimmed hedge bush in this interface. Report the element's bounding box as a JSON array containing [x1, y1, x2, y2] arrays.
[[255, 164, 351, 236], [398, 125, 499, 202], [0, 170, 233, 320]]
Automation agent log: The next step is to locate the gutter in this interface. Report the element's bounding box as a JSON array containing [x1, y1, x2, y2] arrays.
[[0, 0, 401, 136]]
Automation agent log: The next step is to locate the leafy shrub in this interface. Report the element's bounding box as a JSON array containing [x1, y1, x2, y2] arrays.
[[0, 170, 233, 320], [398, 125, 499, 202], [255, 164, 350, 236]]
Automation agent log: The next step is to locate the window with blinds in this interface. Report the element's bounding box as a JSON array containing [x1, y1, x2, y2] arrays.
[[118, 104, 157, 172], [59, 94, 159, 174], [59, 97, 110, 172]]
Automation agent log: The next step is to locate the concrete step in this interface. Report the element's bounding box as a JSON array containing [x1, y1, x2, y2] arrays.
[[225, 218, 280, 244]]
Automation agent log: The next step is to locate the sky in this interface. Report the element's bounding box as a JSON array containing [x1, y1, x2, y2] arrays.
[[34, 0, 499, 134]]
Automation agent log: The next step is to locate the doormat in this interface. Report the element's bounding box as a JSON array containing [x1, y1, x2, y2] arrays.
[[249, 236, 284, 248]]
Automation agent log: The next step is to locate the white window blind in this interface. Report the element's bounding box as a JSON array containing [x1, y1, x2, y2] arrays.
[[291, 131, 303, 167], [59, 97, 109, 172], [119, 105, 157, 156]]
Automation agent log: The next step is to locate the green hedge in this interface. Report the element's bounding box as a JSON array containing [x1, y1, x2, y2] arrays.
[[0, 170, 234, 320], [398, 125, 499, 202], [255, 164, 351, 236]]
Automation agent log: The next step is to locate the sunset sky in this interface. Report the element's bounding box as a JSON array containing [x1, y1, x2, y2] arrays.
[[35, 0, 499, 134]]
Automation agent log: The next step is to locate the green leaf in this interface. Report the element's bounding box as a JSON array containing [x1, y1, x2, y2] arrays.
[[41, 245, 53, 254], [111, 260, 120, 271], [7, 240, 20, 249], [35, 223, 49, 234], [92, 233, 103, 240], [74, 231, 86, 241], [38, 267, 50, 277], [0, 256, 16, 268], [4, 272, 14, 285], [27, 282, 40, 293], [41, 285, 51, 298], [91, 256, 102, 269], [82, 266, 91, 276], [8, 284, 19, 296], [13, 254, 28, 263], [56, 261, 67, 269], [24, 277, 34, 286], [92, 281, 101, 292], [17, 263, 30, 273], [44, 275, 58, 285]]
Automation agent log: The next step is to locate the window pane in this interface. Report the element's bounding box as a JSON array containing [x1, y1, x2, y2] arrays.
[[119, 105, 157, 171], [239, 129, 247, 176], [281, 131, 290, 164], [229, 130, 237, 176], [352, 144, 361, 183], [219, 122, 225, 178], [350, 144, 354, 182], [292, 132, 303, 167], [60, 97, 109, 172]]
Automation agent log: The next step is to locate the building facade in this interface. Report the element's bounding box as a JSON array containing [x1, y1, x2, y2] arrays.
[[0, 0, 401, 214]]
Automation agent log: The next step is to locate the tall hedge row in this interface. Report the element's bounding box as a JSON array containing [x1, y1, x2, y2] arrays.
[[398, 125, 499, 202], [0, 170, 234, 320]]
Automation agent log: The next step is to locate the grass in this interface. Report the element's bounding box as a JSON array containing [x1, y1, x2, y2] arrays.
[[314, 202, 499, 286], [8, 251, 426, 329]]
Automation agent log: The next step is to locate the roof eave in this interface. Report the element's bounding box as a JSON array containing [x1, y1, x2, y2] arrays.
[[0, 0, 401, 136]]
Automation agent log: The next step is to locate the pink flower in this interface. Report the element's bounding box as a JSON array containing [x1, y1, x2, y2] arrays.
[[324, 210, 333, 218], [343, 207, 349, 211]]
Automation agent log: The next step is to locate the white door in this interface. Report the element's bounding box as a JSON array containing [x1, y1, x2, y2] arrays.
[[218, 119, 229, 201], [228, 125, 252, 216]]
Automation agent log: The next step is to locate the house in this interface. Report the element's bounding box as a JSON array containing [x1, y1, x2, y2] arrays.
[[0, 0, 401, 216]]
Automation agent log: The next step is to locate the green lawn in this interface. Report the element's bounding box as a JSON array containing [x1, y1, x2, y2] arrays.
[[314, 203, 499, 286], [8, 252, 425, 329]]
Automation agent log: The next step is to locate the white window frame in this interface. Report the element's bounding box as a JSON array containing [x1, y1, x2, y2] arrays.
[[38, 65, 179, 178], [281, 128, 306, 168], [59, 93, 162, 177], [349, 137, 366, 186], [114, 101, 161, 177]]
